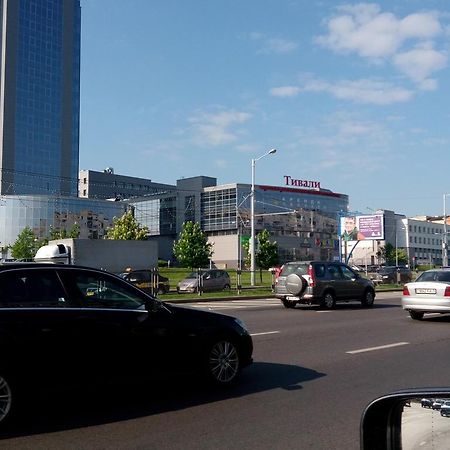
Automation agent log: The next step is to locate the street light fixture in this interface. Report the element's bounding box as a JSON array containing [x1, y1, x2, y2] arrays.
[[442, 194, 450, 267], [250, 148, 277, 286]]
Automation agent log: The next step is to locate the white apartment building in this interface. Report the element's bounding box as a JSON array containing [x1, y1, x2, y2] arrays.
[[348, 210, 449, 268]]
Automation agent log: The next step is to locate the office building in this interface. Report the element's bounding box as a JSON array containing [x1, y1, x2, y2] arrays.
[[0, 0, 81, 196], [78, 168, 176, 200]]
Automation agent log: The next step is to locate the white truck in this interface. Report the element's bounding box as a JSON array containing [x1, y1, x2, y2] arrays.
[[34, 238, 158, 273]]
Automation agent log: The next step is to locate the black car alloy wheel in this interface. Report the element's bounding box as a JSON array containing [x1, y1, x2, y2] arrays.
[[0, 373, 12, 424], [361, 290, 375, 307], [208, 339, 240, 384]]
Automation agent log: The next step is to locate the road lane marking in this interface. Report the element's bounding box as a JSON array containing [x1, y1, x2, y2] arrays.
[[346, 342, 409, 354], [250, 331, 280, 337]]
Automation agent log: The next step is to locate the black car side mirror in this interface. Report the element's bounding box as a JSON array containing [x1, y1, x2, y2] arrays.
[[361, 388, 450, 449]]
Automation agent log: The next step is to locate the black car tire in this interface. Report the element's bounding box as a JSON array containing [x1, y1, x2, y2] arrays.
[[0, 371, 15, 427], [320, 291, 335, 310], [206, 338, 241, 385], [409, 311, 424, 321], [361, 289, 375, 308], [282, 299, 297, 309], [222, 284, 231, 291], [285, 274, 307, 296]]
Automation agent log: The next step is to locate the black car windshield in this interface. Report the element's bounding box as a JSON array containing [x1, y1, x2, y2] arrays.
[[378, 267, 395, 274]]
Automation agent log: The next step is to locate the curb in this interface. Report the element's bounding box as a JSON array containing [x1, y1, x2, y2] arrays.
[[165, 294, 275, 304], [164, 288, 403, 304]]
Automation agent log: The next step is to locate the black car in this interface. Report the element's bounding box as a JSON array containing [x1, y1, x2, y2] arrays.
[[0, 263, 253, 426], [118, 269, 170, 294], [372, 266, 413, 284]]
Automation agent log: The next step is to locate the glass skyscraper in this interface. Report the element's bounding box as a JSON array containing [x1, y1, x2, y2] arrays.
[[0, 0, 81, 196]]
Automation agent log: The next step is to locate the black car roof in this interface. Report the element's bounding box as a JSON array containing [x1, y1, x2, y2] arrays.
[[0, 263, 112, 273]]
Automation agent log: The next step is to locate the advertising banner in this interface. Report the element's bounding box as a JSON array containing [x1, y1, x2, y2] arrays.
[[340, 214, 384, 242]]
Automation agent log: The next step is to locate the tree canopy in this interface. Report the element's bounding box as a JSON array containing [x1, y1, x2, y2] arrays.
[[255, 229, 279, 269], [106, 211, 149, 240], [242, 229, 278, 269], [173, 221, 213, 269], [10, 227, 39, 260]]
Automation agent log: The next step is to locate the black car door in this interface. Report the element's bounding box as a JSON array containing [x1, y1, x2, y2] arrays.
[[0, 267, 75, 381], [56, 268, 181, 379]]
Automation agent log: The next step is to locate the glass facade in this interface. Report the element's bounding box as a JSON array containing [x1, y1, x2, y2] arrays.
[[202, 188, 237, 231], [132, 196, 177, 236], [1, 0, 81, 196], [201, 184, 348, 234], [0, 195, 128, 247]]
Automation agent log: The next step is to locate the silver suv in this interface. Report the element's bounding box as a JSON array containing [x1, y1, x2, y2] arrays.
[[274, 261, 375, 309]]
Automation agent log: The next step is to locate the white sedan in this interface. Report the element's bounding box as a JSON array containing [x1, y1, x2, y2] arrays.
[[402, 269, 450, 320]]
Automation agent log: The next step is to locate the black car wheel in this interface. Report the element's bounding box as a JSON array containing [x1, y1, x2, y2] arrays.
[[361, 289, 375, 308], [0, 373, 13, 426], [222, 284, 231, 291], [207, 339, 240, 385], [321, 291, 335, 310], [282, 299, 296, 309], [409, 311, 424, 320]]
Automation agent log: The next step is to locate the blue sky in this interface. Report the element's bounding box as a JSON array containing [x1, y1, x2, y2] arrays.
[[80, 1, 450, 217]]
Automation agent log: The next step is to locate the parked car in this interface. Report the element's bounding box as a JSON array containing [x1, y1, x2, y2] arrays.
[[118, 269, 170, 294], [177, 269, 231, 293], [402, 268, 450, 320], [432, 398, 446, 410], [274, 261, 375, 309], [440, 401, 450, 417], [372, 266, 412, 284], [0, 263, 253, 426], [421, 398, 433, 408]]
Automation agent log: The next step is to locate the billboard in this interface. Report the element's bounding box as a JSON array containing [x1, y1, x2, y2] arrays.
[[340, 214, 384, 242]]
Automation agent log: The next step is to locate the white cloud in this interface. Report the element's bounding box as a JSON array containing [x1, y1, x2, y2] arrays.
[[264, 38, 298, 54], [393, 44, 447, 88], [270, 78, 413, 104], [316, 3, 446, 85], [304, 78, 413, 105], [215, 159, 228, 169], [269, 86, 301, 97], [249, 32, 298, 54], [189, 110, 252, 147]]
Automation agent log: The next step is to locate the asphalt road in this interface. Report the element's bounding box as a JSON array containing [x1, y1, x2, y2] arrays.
[[2, 293, 450, 450]]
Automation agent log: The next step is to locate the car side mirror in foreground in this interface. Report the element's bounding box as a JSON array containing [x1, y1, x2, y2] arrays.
[[361, 388, 450, 449]]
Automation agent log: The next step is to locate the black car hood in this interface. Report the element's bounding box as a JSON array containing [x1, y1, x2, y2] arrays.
[[164, 302, 236, 324]]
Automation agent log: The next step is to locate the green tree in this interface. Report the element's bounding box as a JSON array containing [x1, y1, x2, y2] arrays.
[[380, 243, 408, 265], [255, 229, 279, 282], [255, 229, 279, 269], [11, 227, 39, 260], [173, 221, 213, 269], [106, 210, 149, 240], [241, 229, 278, 273]]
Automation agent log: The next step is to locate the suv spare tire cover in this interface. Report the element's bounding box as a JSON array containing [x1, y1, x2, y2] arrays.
[[285, 274, 307, 296]]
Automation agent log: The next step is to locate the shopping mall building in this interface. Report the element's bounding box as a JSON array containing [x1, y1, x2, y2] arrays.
[[119, 172, 350, 267]]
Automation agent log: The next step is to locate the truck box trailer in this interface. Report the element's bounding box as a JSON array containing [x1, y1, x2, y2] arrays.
[[34, 238, 158, 273]]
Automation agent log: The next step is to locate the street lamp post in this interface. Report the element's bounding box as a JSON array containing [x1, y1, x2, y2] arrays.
[[250, 148, 277, 286], [443, 194, 450, 267]]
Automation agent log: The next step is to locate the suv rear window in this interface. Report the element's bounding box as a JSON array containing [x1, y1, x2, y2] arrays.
[[280, 264, 308, 276]]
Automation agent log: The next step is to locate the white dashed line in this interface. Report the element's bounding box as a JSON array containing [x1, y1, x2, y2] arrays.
[[346, 342, 409, 354], [250, 331, 280, 337]]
